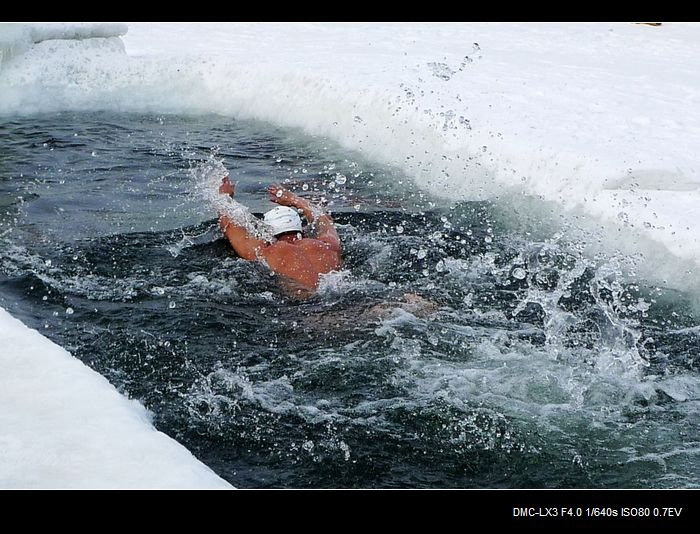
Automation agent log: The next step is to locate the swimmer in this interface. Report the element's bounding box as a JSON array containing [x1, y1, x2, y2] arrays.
[[218, 176, 342, 296]]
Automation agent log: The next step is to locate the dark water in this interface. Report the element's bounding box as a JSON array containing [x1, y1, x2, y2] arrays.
[[2, 112, 700, 488]]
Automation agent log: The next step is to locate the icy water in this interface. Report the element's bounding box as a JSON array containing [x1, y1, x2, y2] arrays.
[[2, 112, 700, 488]]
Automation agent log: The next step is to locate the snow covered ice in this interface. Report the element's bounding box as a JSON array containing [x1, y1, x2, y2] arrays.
[[0, 308, 230, 488]]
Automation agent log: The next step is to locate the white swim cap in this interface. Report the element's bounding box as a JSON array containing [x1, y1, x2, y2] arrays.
[[263, 206, 302, 236]]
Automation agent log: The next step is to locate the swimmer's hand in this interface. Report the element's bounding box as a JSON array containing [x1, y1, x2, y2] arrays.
[[219, 176, 235, 196], [268, 184, 303, 207], [268, 184, 331, 227]]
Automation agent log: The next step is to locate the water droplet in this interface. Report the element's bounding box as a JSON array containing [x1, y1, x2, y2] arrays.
[[396, 225, 404, 234], [276, 190, 283, 198], [636, 299, 651, 312], [91, 151, 97, 157], [168, 301, 176, 309], [65, 307, 74, 315], [335, 173, 347, 185], [302, 183, 309, 191], [42, 295, 48, 301], [45, 259, 52, 267], [512, 267, 526, 280], [339, 440, 351, 461], [435, 260, 445, 272], [484, 236, 493, 243], [417, 249, 427, 259]]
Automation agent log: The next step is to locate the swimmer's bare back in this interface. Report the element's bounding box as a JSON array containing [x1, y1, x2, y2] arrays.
[[218, 177, 342, 295]]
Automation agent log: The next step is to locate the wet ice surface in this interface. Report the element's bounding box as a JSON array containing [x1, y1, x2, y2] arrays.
[[2, 113, 700, 488]]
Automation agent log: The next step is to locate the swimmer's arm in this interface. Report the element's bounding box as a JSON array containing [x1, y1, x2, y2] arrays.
[[268, 185, 341, 251], [218, 177, 267, 260], [292, 197, 340, 249], [219, 215, 266, 261], [310, 211, 342, 251]]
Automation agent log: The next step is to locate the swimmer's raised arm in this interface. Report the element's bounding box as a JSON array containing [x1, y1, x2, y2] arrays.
[[219, 177, 267, 260], [268, 184, 341, 252]]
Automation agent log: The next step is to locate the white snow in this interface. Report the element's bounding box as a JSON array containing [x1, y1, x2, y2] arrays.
[[1, 21, 700, 486], [0, 23, 126, 65], [0, 307, 230, 488]]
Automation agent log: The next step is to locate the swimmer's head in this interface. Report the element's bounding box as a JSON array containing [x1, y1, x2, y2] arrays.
[[263, 206, 303, 236]]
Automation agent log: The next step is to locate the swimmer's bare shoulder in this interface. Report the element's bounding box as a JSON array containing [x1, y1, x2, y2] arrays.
[[260, 238, 340, 290]]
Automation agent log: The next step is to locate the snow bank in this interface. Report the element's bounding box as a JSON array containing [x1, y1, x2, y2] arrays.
[[0, 308, 230, 488], [0, 23, 126, 65]]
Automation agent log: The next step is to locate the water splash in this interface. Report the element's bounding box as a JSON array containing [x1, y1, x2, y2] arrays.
[[191, 155, 276, 242]]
